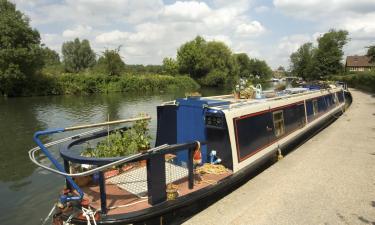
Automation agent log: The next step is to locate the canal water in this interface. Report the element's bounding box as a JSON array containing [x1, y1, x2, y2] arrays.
[[0, 87, 227, 225]]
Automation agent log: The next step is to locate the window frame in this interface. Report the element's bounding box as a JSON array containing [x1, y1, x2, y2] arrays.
[[312, 99, 318, 116], [273, 110, 285, 138]]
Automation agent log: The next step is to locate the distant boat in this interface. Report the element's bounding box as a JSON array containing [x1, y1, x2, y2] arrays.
[[270, 78, 280, 82], [30, 84, 352, 225]]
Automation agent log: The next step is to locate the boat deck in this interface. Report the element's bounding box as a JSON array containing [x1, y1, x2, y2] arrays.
[[82, 165, 232, 215]]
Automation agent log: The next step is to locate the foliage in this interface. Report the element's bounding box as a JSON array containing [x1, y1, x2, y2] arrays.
[[162, 57, 179, 75], [248, 58, 272, 80], [177, 36, 209, 79], [82, 117, 151, 158], [331, 72, 375, 93], [234, 53, 251, 78], [124, 64, 163, 74], [277, 66, 285, 72], [95, 48, 125, 76], [199, 69, 227, 86], [290, 42, 316, 80], [233, 53, 272, 81], [176, 36, 242, 87], [26, 73, 199, 95], [0, 0, 44, 96], [62, 38, 96, 73], [314, 29, 349, 77], [366, 45, 375, 63], [290, 29, 349, 80], [41, 46, 60, 66]]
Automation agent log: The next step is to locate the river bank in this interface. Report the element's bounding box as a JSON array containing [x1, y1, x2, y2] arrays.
[[2, 73, 200, 97]]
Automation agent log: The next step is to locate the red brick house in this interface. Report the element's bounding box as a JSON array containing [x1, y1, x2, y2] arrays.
[[345, 55, 375, 72]]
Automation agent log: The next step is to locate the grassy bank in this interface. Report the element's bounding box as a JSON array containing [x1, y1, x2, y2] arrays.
[[331, 72, 375, 92], [26, 73, 200, 96]]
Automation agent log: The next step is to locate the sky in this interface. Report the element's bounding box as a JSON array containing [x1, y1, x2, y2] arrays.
[[11, 0, 375, 69]]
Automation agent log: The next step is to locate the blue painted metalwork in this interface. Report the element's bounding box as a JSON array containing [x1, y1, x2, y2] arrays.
[[175, 97, 229, 165], [98, 171, 107, 214], [33, 128, 84, 202]]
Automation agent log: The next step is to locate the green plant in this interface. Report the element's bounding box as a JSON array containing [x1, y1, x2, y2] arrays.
[[81, 116, 152, 158]]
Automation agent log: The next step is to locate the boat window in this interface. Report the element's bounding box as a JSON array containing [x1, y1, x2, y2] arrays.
[[313, 99, 318, 115], [333, 93, 338, 104], [273, 110, 285, 137]]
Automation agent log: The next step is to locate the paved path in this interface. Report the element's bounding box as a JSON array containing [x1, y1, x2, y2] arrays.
[[184, 89, 375, 225]]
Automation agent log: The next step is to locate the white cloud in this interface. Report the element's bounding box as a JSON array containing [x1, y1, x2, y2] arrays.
[[62, 25, 92, 38], [254, 6, 270, 13], [204, 35, 232, 46], [235, 21, 265, 37], [95, 30, 129, 44], [273, 0, 375, 66], [163, 1, 211, 21]]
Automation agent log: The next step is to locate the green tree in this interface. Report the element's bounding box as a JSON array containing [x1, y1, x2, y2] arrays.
[[162, 57, 179, 75], [366, 45, 375, 63], [177, 36, 239, 86], [42, 46, 60, 66], [234, 53, 252, 78], [290, 42, 316, 80], [248, 58, 272, 79], [96, 48, 125, 76], [203, 41, 238, 86], [177, 36, 209, 79], [62, 38, 96, 73], [277, 66, 285, 72], [314, 29, 349, 77], [0, 0, 44, 96]]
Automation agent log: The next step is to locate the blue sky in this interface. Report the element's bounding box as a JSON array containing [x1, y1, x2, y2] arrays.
[[12, 0, 375, 69]]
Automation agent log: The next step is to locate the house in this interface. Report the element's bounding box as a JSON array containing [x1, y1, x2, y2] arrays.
[[345, 55, 375, 72]]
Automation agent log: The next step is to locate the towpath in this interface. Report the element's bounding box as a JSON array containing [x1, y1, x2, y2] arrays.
[[183, 89, 375, 225]]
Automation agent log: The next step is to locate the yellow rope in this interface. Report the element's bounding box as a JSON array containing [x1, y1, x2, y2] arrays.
[[195, 163, 228, 175]]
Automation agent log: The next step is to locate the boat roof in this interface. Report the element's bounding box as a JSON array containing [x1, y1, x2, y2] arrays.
[[196, 87, 342, 111]]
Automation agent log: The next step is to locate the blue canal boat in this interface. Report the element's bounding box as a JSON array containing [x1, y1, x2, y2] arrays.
[[30, 84, 352, 225]]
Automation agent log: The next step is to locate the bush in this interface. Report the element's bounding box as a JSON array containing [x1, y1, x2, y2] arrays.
[[29, 73, 200, 96], [331, 72, 375, 92]]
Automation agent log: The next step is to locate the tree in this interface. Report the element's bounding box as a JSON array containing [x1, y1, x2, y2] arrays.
[[0, 0, 44, 96], [62, 38, 96, 73], [314, 29, 349, 77], [248, 58, 273, 79], [177, 36, 209, 79], [162, 57, 179, 75], [177, 36, 239, 86], [42, 46, 60, 66], [290, 42, 316, 80], [277, 66, 285, 72], [366, 45, 375, 63], [96, 48, 125, 76], [234, 53, 251, 78]]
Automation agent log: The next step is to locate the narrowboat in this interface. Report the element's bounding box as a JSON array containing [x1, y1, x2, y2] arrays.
[[30, 84, 352, 225]]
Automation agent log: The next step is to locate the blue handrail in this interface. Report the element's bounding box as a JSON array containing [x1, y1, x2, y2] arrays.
[[33, 128, 84, 203]]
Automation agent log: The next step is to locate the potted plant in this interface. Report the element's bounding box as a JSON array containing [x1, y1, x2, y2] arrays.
[[81, 114, 152, 170]]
